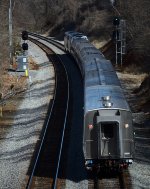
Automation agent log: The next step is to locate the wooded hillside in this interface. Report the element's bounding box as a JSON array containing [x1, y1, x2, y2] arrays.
[[0, 0, 149, 55], [0, 0, 150, 98]]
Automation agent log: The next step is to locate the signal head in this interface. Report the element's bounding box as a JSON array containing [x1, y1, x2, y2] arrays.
[[113, 17, 120, 26], [22, 31, 28, 40]]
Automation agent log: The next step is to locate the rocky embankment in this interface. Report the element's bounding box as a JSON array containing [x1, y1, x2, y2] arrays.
[[117, 72, 150, 189]]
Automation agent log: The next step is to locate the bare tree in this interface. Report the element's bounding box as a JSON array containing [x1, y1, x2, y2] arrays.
[[117, 0, 150, 53]]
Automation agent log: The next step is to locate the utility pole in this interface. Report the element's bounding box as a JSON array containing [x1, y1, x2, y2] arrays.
[[9, 0, 13, 65]]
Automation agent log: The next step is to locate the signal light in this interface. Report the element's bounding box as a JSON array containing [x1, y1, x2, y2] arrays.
[[22, 43, 28, 50], [125, 124, 129, 128], [113, 17, 120, 26], [88, 124, 93, 130], [22, 31, 28, 40]]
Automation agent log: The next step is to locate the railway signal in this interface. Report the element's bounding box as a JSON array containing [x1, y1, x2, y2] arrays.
[[21, 31, 29, 52], [22, 31, 28, 40], [19, 31, 29, 75], [22, 43, 28, 51], [113, 17, 120, 26], [113, 17, 126, 66]]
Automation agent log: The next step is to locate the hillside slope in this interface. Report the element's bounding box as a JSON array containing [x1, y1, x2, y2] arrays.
[[0, 0, 149, 111]]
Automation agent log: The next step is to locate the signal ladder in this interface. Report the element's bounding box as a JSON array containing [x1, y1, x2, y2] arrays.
[[116, 19, 126, 66]]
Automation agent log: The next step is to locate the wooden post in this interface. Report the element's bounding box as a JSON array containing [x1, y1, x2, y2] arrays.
[[0, 106, 3, 117]]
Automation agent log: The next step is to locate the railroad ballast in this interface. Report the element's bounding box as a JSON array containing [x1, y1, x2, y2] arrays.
[[64, 31, 134, 170]]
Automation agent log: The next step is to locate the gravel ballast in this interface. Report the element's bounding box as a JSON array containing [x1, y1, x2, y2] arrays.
[[0, 41, 55, 188], [117, 72, 150, 189]]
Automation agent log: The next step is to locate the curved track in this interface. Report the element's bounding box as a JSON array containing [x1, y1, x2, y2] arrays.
[[28, 32, 65, 51], [26, 36, 69, 189]]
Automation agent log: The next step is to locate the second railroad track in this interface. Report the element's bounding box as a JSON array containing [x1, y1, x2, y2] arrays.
[[26, 37, 69, 189]]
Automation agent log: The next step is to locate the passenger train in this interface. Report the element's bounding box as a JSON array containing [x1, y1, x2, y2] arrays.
[[64, 31, 134, 170]]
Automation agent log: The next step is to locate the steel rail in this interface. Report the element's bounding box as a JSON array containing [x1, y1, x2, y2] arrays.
[[53, 53, 70, 189], [26, 39, 58, 189], [88, 169, 131, 189], [26, 36, 70, 189], [28, 32, 65, 51]]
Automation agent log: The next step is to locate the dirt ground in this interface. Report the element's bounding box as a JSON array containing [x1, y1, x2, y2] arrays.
[[117, 71, 149, 113], [0, 56, 40, 103]]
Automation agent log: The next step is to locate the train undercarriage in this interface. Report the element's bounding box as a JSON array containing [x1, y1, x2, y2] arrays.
[[85, 158, 133, 172]]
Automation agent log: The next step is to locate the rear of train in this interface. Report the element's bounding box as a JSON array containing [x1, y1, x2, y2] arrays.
[[83, 56, 134, 171], [83, 100, 134, 170]]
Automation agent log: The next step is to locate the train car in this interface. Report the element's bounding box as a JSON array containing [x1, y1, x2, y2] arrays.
[[64, 31, 88, 52], [64, 31, 134, 170]]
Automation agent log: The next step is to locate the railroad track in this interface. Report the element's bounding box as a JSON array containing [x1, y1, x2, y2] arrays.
[[26, 36, 70, 189], [28, 32, 65, 51], [88, 169, 132, 189]]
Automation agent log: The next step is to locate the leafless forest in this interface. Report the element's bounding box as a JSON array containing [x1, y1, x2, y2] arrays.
[[0, 0, 150, 104]]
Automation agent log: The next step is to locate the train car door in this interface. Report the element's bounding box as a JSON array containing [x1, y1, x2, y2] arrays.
[[98, 122, 120, 158]]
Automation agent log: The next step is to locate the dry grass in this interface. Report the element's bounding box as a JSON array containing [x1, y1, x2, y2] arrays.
[[121, 72, 148, 83], [92, 39, 109, 49], [28, 56, 39, 70], [123, 64, 143, 75], [0, 55, 39, 101], [0, 61, 28, 99]]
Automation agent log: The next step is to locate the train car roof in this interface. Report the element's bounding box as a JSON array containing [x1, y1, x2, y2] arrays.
[[84, 60, 121, 87], [73, 35, 88, 40], [69, 33, 131, 112], [84, 85, 130, 112], [65, 31, 83, 37]]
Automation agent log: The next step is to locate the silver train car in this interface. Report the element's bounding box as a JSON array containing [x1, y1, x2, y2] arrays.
[[64, 31, 134, 170]]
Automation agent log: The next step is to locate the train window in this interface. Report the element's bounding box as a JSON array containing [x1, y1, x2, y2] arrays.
[[101, 123, 115, 138]]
